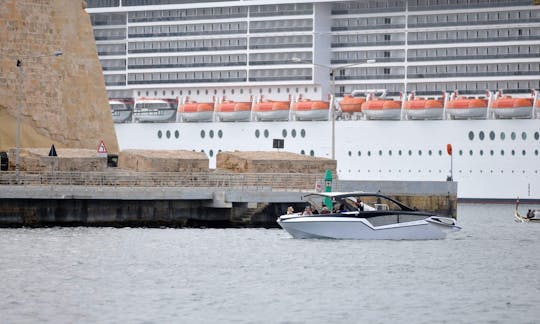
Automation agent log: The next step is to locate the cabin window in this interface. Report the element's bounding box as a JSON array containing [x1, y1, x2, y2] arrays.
[[511, 132, 516, 140], [489, 131, 495, 140], [282, 129, 287, 137], [255, 129, 260, 138], [166, 130, 171, 139], [500, 132, 506, 140], [535, 132, 539, 140], [300, 129, 306, 138], [200, 130, 205, 138], [522, 132, 527, 140], [209, 130, 214, 138], [157, 130, 162, 138], [501, 150, 505, 156], [175, 130, 179, 139], [522, 150, 526, 156], [264, 129, 269, 138], [479, 131, 485, 140], [468, 131, 474, 140]]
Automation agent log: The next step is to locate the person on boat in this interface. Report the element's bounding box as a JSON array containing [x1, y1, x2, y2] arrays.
[[527, 209, 535, 219], [287, 206, 294, 214], [302, 206, 313, 216], [320, 206, 330, 214], [355, 199, 364, 211]]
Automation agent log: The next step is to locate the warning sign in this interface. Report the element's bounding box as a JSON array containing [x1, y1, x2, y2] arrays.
[[97, 140, 108, 155]]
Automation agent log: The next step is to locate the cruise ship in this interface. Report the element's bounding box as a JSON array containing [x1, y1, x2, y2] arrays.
[[86, 0, 540, 201]]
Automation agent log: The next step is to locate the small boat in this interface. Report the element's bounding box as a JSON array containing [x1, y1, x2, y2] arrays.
[[361, 99, 402, 120], [109, 99, 132, 123], [445, 93, 488, 120], [404, 94, 444, 120], [215, 100, 252, 122], [132, 98, 177, 123], [178, 100, 215, 122], [491, 92, 533, 119], [339, 95, 365, 120], [291, 99, 329, 121], [277, 192, 461, 240], [514, 199, 540, 223], [252, 100, 290, 121]]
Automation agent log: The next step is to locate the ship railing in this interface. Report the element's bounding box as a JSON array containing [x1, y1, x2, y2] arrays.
[[0, 171, 323, 191]]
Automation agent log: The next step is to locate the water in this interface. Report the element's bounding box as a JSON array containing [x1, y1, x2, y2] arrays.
[[1, 203, 539, 324]]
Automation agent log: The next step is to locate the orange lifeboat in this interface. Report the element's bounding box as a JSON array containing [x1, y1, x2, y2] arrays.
[[404, 97, 444, 120], [292, 99, 329, 121], [252, 100, 290, 121], [491, 95, 533, 119], [215, 100, 252, 122], [446, 96, 488, 119], [178, 100, 214, 122], [339, 95, 365, 113], [361, 99, 401, 120]]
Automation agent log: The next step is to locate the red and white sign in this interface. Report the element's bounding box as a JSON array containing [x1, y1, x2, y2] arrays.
[[97, 140, 108, 154]]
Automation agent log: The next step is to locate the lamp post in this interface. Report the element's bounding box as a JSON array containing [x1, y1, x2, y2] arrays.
[[15, 51, 63, 181], [292, 57, 375, 159]]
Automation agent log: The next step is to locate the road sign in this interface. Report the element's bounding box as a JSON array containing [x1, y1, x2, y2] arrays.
[[97, 140, 108, 154]]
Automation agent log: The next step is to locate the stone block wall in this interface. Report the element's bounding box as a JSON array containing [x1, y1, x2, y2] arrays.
[[118, 150, 209, 172], [8, 148, 107, 172]]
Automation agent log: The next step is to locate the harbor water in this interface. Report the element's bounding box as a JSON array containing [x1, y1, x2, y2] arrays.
[[1, 203, 539, 324]]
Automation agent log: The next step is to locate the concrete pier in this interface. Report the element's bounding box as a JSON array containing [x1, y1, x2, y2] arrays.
[[0, 171, 457, 227]]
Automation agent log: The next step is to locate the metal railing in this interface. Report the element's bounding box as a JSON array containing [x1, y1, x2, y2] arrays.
[[0, 171, 323, 191]]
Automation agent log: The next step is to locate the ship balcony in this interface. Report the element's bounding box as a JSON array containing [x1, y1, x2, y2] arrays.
[[408, 17, 540, 29], [332, 41, 405, 48], [128, 46, 246, 54], [331, 58, 404, 64], [335, 74, 405, 81], [128, 30, 247, 38], [128, 13, 246, 23], [408, 35, 540, 45], [249, 43, 312, 50], [128, 62, 246, 69], [331, 24, 405, 31], [250, 10, 313, 17], [408, 0, 531, 11], [407, 71, 540, 79], [248, 76, 311, 82], [249, 27, 312, 33], [408, 53, 540, 62], [128, 78, 247, 85]]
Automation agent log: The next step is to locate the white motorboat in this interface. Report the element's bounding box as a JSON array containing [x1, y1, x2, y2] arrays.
[[514, 199, 540, 223], [277, 192, 461, 240]]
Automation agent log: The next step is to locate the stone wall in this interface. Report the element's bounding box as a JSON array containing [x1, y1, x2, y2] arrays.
[[216, 151, 336, 174], [118, 150, 209, 172], [0, 0, 118, 152], [8, 148, 107, 172]]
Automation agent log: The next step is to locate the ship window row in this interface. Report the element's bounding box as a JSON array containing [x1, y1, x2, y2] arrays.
[[139, 86, 319, 98], [332, 50, 404, 64], [90, 13, 126, 26], [408, 45, 540, 62], [93, 28, 125, 41], [331, 0, 406, 14], [408, 9, 540, 27], [255, 129, 307, 139], [332, 16, 406, 31], [407, 63, 540, 79], [127, 38, 246, 54], [97, 43, 126, 56], [122, 0, 231, 6], [128, 23, 247, 38], [127, 54, 247, 69], [250, 35, 313, 49], [249, 19, 313, 33], [332, 33, 405, 48], [469, 131, 540, 142], [100, 59, 126, 71], [86, 0, 119, 8], [409, 0, 531, 11], [128, 71, 247, 85], [128, 6, 247, 23], [250, 4, 313, 17], [104, 74, 126, 86], [350, 148, 539, 158], [250, 52, 312, 66], [409, 27, 540, 45]]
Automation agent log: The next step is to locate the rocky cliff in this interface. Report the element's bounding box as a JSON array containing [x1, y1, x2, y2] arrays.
[[0, 0, 118, 152]]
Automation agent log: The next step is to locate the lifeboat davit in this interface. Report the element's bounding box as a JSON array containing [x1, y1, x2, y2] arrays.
[[133, 98, 177, 123], [292, 99, 329, 121], [252, 100, 290, 121], [361, 99, 401, 120], [404, 98, 444, 120], [339, 95, 365, 120], [446, 96, 488, 119], [491, 95, 533, 119], [215, 101, 252, 122], [178, 101, 215, 122]]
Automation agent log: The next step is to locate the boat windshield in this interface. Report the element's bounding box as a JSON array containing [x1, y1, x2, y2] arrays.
[[110, 103, 126, 110], [136, 102, 170, 109]]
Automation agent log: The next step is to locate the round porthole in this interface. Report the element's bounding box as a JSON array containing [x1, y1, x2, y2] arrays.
[[511, 132, 516, 140], [157, 130, 163, 139], [408, 150, 412, 156], [358, 151, 361, 156], [521, 132, 527, 140], [489, 131, 495, 140], [500, 132, 505, 140], [348, 151, 352, 157], [255, 129, 260, 138], [209, 130, 214, 138], [209, 150, 214, 157], [282, 129, 287, 138], [310, 150, 314, 156], [291, 129, 297, 138], [300, 150, 305, 155], [368, 151, 371, 156], [264, 129, 269, 138], [522, 150, 526, 156], [200, 130, 205, 138], [535, 132, 539, 140], [166, 130, 171, 139], [300, 129, 306, 138], [175, 130, 179, 139], [379, 150, 382, 156], [468, 131, 474, 140], [218, 130, 223, 138], [479, 131, 485, 140]]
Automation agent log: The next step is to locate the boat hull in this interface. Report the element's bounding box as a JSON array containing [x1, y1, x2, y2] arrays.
[[133, 109, 176, 122], [492, 107, 533, 119], [446, 108, 487, 119], [180, 111, 214, 122], [216, 111, 251, 122], [253, 110, 290, 121], [406, 108, 444, 120], [293, 109, 329, 121], [112, 110, 132, 123], [277, 215, 459, 240], [363, 109, 401, 120]]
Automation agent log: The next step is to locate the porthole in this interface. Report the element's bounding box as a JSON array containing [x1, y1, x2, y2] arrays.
[[511, 149, 515, 156], [209, 130, 214, 138], [535, 149, 539, 156], [379, 150, 383, 156], [438, 150, 442, 156], [291, 129, 297, 138], [309, 150, 315, 156], [200, 130, 205, 138], [428, 150, 432, 156], [418, 150, 422, 156], [166, 130, 171, 139], [348, 151, 352, 157], [399, 150, 402, 156], [479, 131, 485, 140], [300, 129, 306, 138], [489, 131, 495, 140], [459, 150, 463, 156], [501, 150, 505, 156], [511, 132, 516, 140], [490, 150, 494, 156], [388, 150, 392, 156], [300, 150, 305, 155], [408, 150, 412, 156], [469, 150, 473, 156], [209, 150, 214, 157], [218, 130, 223, 138], [500, 132, 505, 140], [157, 130, 163, 139], [358, 151, 361, 156], [255, 129, 260, 138], [522, 150, 526, 156], [521, 132, 527, 140], [480, 150, 484, 156], [282, 129, 287, 138], [368, 151, 371, 156], [174, 130, 179, 139], [535, 132, 539, 140], [468, 131, 474, 140], [264, 129, 269, 138]]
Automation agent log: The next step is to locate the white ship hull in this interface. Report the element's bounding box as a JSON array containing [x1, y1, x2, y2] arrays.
[[115, 119, 540, 200]]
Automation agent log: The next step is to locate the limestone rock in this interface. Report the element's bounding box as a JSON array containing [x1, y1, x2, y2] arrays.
[[216, 151, 336, 174], [118, 150, 209, 172], [0, 0, 118, 152], [8, 148, 107, 172]]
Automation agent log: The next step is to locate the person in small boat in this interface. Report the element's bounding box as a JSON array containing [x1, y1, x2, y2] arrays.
[[287, 206, 294, 214], [320, 206, 331, 214], [527, 209, 536, 219], [355, 199, 364, 211], [302, 206, 313, 216]]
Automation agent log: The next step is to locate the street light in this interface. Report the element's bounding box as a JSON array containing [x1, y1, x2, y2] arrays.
[[292, 57, 375, 159], [15, 50, 63, 180]]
